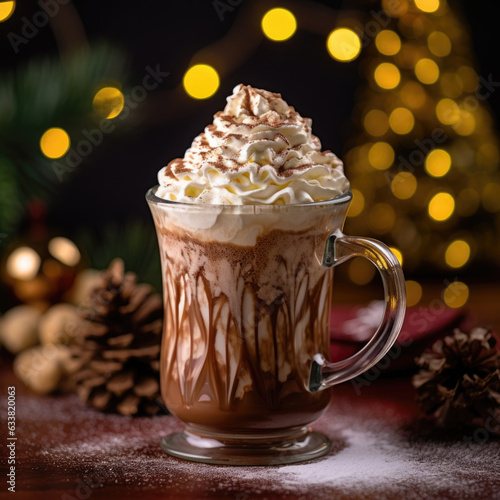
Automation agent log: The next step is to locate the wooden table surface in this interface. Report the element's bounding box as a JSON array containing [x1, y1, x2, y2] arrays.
[[1, 282, 499, 500]]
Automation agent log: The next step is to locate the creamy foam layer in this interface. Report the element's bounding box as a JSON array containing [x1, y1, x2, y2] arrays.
[[156, 84, 349, 205]]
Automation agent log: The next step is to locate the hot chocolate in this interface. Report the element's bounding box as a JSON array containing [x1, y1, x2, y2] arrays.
[[147, 84, 406, 464], [148, 199, 350, 436], [151, 84, 350, 437]]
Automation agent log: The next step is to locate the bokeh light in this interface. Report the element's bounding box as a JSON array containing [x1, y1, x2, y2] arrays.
[[374, 62, 401, 89], [40, 128, 71, 159], [261, 8, 297, 41], [348, 258, 376, 285], [93, 87, 125, 119], [415, 58, 440, 85], [368, 142, 395, 170], [347, 189, 365, 217], [453, 111, 476, 136], [436, 98, 460, 124], [482, 182, 500, 212], [5, 247, 41, 280], [428, 192, 455, 221], [48, 237, 81, 267], [440, 72, 463, 98], [0, 1, 15, 22], [375, 30, 401, 56], [457, 66, 478, 92], [369, 203, 396, 233], [443, 281, 469, 308], [391, 172, 417, 199], [456, 188, 480, 216], [425, 149, 452, 177], [405, 280, 422, 307], [427, 31, 452, 57], [415, 0, 440, 13], [400, 81, 427, 109], [381, 0, 409, 17], [183, 64, 220, 99], [389, 247, 404, 266], [445, 240, 471, 268], [389, 107, 414, 134], [327, 28, 361, 62], [363, 109, 389, 136]]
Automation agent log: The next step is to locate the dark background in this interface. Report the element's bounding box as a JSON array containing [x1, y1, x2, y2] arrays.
[[1, 0, 498, 232]]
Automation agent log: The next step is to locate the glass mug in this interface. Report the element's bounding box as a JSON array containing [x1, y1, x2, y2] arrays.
[[146, 187, 406, 465]]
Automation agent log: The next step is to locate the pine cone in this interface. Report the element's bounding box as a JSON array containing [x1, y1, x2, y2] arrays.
[[71, 259, 163, 415], [412, 327, 500, 427]]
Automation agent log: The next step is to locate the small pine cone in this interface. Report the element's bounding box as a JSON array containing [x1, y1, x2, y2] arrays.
[[71, 259, 163, 416], [412, 327, 500, 427]]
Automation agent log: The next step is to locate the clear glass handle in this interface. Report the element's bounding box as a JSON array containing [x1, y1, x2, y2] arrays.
[[309, 230, 406, 392]]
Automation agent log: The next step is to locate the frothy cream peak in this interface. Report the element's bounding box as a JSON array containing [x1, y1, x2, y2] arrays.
[[156, 84, 349, 205]]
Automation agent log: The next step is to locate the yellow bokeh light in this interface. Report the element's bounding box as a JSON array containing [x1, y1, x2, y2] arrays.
[[0, 1, 15, 22], [415, 0, 440, 13], [92, 87, 124, 119], [368, 142, 395, 170], [391, 172, 417, 199], [443, 281, 469, 309], [477, 142, 500, 171], [389, 247, 404, 266], [381, 0, 409, 17], [415, 58, 440, 85], [428, 192, 455, 221], [482, 182, 500, 212], [327, 28, 361, 62], [5, 247, 41, 280], [363, 109, 389, 137], [347, 189, 365, 217], [375, 30, 401, 56], [456, 188, 480, 216], [440, 72, 463, 98], [457, 66, 478, 93], [369, 203, 396, 233], [389, 107, 414, 134], [40, 128, 70, 159], [406, 280, 422, 307], [400, 81, 426, 109], [48, 237, 81, 267], [453, 111, 476, 136], [261, 8, 297, 41], [348, 258, 376, 285], [425, 149, 451, 177], [183, 64, 220, 99], [427, 31, 452, 57], [445, 240, 471, 268], [436, 98, 460, 125], [374, 62, 401, 89]]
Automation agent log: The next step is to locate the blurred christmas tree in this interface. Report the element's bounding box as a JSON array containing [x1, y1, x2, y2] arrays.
[[0, 43, 128, 241], [343, 0, 500, 293]]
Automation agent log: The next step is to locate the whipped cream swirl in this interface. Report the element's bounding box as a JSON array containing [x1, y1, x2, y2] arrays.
[[156, 84, 349, 205]]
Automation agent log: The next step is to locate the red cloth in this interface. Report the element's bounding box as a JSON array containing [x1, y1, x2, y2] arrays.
[[329, 303, 466, 372]]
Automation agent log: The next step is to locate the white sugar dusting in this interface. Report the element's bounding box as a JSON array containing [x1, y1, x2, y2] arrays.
[[2, 392, 499, 499]]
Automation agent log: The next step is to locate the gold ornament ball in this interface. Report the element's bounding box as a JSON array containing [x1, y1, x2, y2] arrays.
[[0, 305, 41, 354], [1, 235, 84, 307], [13, 345, 70, 395], [39, 303, 81, 346]]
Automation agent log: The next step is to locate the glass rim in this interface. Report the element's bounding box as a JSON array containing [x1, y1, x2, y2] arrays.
[[146, 186, 352, 213]]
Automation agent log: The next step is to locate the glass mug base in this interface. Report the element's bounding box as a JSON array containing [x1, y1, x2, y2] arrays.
[[160, 426, 332, 465]]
